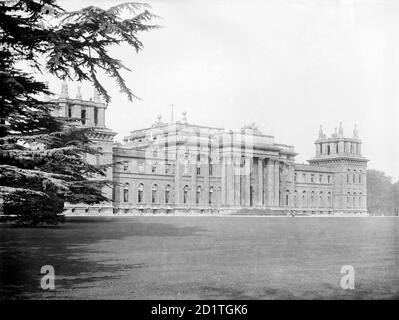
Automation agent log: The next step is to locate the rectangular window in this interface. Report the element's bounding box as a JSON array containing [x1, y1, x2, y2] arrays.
[[81, 109, 86, 125], [319, 175, 322, 183], [165, 163, 171, 174], [302, 173, 306, 182], [327, 175, 331, 183], [310, 174, 314, 183], [68, 105, 72, 118], [209, 164, 213, 175], [197, 166, 201, 175], [138, 163, 144, 172], [294, 173, 297, 182], [94, 108, 98, 125]]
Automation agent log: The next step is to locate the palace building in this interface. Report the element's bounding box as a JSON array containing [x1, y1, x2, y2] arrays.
[[52, 83, 368, 215]]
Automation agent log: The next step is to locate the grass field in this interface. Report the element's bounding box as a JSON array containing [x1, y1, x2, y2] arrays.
[[0, 216, 398, 299]]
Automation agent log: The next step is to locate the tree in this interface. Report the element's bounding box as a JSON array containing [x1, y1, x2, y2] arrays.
[[393, 181, 399, 216], [0, 0, 158, 226], [367, 169, 394, 216]]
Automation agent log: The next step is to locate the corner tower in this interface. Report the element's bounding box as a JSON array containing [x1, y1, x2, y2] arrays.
[[308, 123, 368, 213], [51, 82, 117, 213]]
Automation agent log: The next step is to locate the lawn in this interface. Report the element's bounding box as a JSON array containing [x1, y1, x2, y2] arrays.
[[0, 216, 398, 299]]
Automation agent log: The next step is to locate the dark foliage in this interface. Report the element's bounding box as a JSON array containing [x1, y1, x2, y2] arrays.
[[0, 0, 157, 225]]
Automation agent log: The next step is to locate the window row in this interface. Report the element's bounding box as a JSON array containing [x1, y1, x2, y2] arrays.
[[66, 105, 99, 126], [287, 190, 333, 208], [294, 173, 332, 184], [120, 161, 214, 176], [346, 170, 363, 184], [120, 184, 217, 205], [346, 192, 364, 208]]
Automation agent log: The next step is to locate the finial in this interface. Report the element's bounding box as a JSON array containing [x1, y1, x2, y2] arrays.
[[318, 125, 324, 139], [333, 127, 338, 138], [353, 124, 359, 139], [61, 80, 69, 98], [76, 85, 82, 99], [93, 87, 101, 102], [182, 111, 187, 123], [339, 122, 343, 138]]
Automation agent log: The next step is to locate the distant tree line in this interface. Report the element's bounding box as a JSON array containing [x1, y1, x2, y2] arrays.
[[367, 169, 399, 216]]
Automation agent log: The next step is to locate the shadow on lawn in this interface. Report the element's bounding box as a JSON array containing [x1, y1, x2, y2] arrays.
[[0, 217, 205, 299]]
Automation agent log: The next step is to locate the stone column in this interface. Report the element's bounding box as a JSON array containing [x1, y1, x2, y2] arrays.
[[280, 164, 287, 206], [174, 153, 182, 205], [226, 156, 234, 205], [234, 157, 241, 206], [257, 157, 263, 206], [266, 159, 274, 206], [98, 108, 106, 127], [72, 103, 81, 120], [203, 154, 210, 206], [85, 106, 94, 126], [221, 157, 227, 205], [190, 155, 197, 206], [244, 157, 251, 206], [274, 160, 280, 206]]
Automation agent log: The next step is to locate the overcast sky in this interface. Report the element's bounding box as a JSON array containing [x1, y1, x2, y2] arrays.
[[48, 0, 398, 181]]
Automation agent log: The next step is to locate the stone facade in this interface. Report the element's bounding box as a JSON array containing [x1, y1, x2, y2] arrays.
[[53, 84, 368, 215]]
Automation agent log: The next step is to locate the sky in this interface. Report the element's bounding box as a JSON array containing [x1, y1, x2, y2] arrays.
[[45, 0, 398, 181]]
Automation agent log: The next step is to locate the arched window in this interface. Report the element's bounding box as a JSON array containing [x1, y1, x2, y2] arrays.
[[327, 145, 330, 155], [327, 192, 331, 206], [285, 190, 289, 206], [294, 190, 298, 207], [123, 183, 129, 202], [311, 191, 314, 206], [68, 105, 73, 118], [81, 109, 86, 125], [138, 183, 144, 203], [183, 185, 189, 204], [359, 171, 362, 184], [209, 186, 214, 205], [302, 190, 307, 207], [196, 186, 202, 204], [347, 170, 350, 183], [359, 192, 362, 207], [353, 170, 356, 184], [96, 147, 102, 166], [319, 191, 323, 207], [152, 184, 158, 204], [165, 185, 171, 204]]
